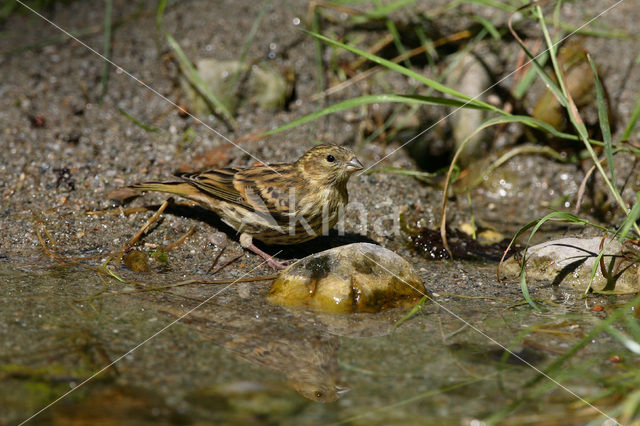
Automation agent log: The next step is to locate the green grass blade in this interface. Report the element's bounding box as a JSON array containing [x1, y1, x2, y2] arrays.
[[583, 195, 639, 294], [588, 54, 615, 191], [118, 108, 161, 133], [623, 310, 640, 343], [366, 0, 416, 19], [472, 15, 502, 40], [621, 87, 640, 141], [616, 193, 640, 242], [513, 51, 548, 100], [605, 325, 640, 355], [392, 295, 429, 331], [509, 6, 566, 108], [373, 0, 413, 68], [350, 0, 417, 23], [518, 262, 541, 312], [311, 9, 325, 95], [166, 33, 236, 124], [98, 264, 126, 283], [230, 0, 271, 93], [536, 5, 640, 238], [450, 0, 515, 13], [518, 211, 585, 312], [156, 0, 236, 125], [155, 0, 167, 30], [487, 296, 640, 423], [262, 93, 484, 136], [413, 26, 436, 68], [302, 29, 506, 114], [526, 295, 640, 388], [461, 114, 579, 140], [585, 235, 617, 295], [386, 17, 412, 68], [548, 18, 630, 40]]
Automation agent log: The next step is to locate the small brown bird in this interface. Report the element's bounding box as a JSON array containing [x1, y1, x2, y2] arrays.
[[130, 145, 363, 269]]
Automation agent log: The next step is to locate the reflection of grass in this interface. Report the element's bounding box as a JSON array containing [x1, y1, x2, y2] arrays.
[[488, 295, 640, 424]]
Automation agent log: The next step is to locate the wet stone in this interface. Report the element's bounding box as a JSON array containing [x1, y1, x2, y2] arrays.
[[268, 243, 427, 313], [501, 237, 640, 294], [181, 59, 290, 116], [123, 250, 150, 273]]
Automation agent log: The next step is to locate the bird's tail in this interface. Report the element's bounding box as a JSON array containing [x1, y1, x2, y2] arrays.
[[128, 181, 200, 198]]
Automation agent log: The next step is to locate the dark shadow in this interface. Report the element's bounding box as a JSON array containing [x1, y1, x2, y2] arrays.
[[256, 231, 379, 260], [160, 203, 378, 259], [551, 258, 586, 286], [163, 203, 237, 237], [538, 243, 629, 290]]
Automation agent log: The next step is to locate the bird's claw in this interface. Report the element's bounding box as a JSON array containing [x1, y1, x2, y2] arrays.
[[265, 257, 290, 270]]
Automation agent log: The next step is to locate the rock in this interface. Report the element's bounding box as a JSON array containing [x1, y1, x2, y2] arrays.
[[532, 39, 602, 132], [445, 53, 493, 167], [268, 243, 427, 313], [181, 59, 290, 116], [123, 249, 150, 272], [501, 237, 639, 293]]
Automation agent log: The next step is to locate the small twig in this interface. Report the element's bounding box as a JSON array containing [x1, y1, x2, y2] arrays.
[[305, 0, 363, 27], [211, 253, 244, 275], [31, 211, 65, 260], [106, 200, 171, 264], [123, 199, 170, 253], [598, 234, 609, 281], [573, 163, 597, 215], [347, 33, 394, 72], [166, 226, 196, 252], [207, 246, 227, 273]]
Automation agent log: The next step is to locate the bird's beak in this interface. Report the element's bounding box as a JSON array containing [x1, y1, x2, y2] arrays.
[[335, 383, 351, 395], [345, 157, 364, 172]]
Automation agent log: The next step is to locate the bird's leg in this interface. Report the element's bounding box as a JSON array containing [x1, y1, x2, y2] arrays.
[[248, 244, 290, 270], [239, 233, 289, 270]]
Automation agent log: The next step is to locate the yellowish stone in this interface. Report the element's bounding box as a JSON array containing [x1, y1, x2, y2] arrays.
[[268, 243, 427, 313]]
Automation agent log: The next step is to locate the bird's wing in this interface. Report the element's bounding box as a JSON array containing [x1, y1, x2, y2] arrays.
[[236, 164, 300, 218], [176, 168, 256, 211]]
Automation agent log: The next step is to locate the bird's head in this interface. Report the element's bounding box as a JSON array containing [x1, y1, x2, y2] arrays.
[[296, 144, 363, 188]]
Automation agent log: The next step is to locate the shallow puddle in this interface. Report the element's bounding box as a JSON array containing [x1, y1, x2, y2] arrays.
[[1, 260, 633, 425]]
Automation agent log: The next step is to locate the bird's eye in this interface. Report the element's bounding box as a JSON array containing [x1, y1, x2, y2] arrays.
[[326, 154, 335, 163]]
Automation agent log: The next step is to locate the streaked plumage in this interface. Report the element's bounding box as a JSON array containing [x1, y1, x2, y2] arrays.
[[129, 144, 363, 268]]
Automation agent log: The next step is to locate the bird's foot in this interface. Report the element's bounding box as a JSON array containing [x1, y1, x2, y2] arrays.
[[247, 243, 290, 270], [265, 257, 290, 270]]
